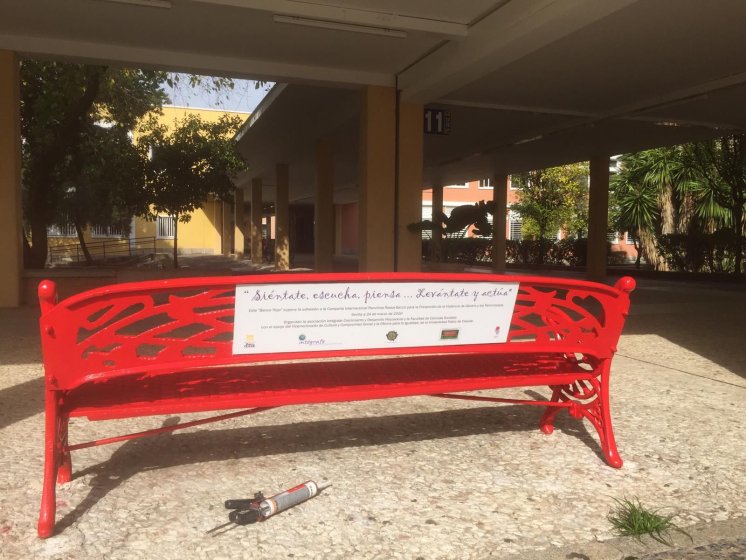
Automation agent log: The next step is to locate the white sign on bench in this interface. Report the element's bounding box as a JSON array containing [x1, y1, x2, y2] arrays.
[[232, 281, 519, 354]]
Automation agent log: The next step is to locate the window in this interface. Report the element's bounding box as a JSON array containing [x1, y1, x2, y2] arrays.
[[445, 182, 469, 189], [508, 212, 522, 241], [157, 216, 176, 239], [419, 205, 434, 239], [609, 155, 621, 174], [91, 224, 128, 238], [421, 204, 432, 221], [625, 232, 636, 245], [47, 223, 76, 237], [607, 232, 619, 244], [478, 178, 492, 189]]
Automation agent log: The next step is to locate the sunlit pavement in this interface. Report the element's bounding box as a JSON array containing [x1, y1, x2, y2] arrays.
[[1, 273, 744, 559]]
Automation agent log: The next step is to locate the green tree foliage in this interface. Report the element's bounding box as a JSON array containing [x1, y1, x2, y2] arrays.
[[510, 162, 589, 264], [58, 125, 148, 264], [137, 113, 248, 268], [21, 60, 167, 267], [612, 138, 745, 275], [611, 150, 668, 268], [688, 134, 746, 276]]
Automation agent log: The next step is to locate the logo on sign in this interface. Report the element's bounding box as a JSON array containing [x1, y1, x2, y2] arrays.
[[440, 329, 459, 340], [386, 330, 398, 342], [243, 334, 256, 349], [298, 334, 326, 346]]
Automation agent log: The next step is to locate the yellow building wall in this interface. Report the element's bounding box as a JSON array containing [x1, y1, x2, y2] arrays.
[[48, 106, 249, 260], [133, 106, 249, 256], [131, 200, 226, 254]]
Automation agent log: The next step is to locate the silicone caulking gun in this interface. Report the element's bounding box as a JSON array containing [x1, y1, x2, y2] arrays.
[[224, 480, 331, 525]]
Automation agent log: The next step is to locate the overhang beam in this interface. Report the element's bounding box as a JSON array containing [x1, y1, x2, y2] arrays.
[[192, 0, 469, 38], [1, 33, 394, 87], [398, 0, 640, 103]]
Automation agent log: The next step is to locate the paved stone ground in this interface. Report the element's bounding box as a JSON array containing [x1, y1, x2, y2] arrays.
[[639, 539, 746, 560], [1, 275, 744, 559]]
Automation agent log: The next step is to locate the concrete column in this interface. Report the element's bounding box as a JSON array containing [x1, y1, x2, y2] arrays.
[[334, 205, 343, 256], [251, 177, 263, 265], [222, 199, 234, 256], [275, 164, 290, 271], [396, 101, 424, 272], [587, 156, 610, 280], [491, 174, 508, 274], [314, 139, 334, 272], [430, 184, 444, 263], [0, 51, 22, 306], [234, 188, 245, 257], [358, 85, 396, 271]]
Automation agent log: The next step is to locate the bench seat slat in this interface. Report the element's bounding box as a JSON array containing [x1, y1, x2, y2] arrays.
[[65, 352, 594, 420]]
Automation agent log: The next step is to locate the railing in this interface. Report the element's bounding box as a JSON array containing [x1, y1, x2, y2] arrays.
[[48, 237, 157, 265]]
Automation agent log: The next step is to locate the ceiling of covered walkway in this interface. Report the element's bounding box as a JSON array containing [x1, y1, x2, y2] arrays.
[[3, 0, 746, 203]]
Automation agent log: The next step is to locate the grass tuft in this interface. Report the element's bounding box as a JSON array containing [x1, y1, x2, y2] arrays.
[[607, 497, 691, 546]]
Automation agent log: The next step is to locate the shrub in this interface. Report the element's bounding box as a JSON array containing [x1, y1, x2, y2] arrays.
[[421, 238, 492, 265], [425, 237, 618, 268], [656, 231, 745, 273]]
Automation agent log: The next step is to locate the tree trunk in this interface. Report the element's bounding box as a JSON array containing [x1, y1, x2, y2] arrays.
[[659, 183, 675, 235], [24, 66, 106, 268], [537, 223, 546, 266], [633, 236, 642, 269], [432, 223, 443, 263], [23, 231, 33, 266], [74, 220, 94, 265], [28, 214, 49, 268], [638, 227, 663, 270], [172, 216, 179, 269], [733, 189, 744, 276]]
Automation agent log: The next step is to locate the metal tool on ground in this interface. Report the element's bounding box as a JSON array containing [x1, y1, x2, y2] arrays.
[[223, 480, 331, 527]]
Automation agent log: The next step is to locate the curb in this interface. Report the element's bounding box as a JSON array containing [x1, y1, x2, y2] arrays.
[[499, 516, 746, 560]]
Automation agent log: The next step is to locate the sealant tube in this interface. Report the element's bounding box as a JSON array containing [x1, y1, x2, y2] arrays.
[[227, 480, 332, 525], [259, 480, 331, 519]]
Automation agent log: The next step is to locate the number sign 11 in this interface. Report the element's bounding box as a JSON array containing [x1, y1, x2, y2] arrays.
[[424, 108, 450, 135]]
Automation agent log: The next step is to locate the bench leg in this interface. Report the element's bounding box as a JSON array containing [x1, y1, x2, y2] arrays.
[[539, 386, 563, 435], [540, 366, 623, 468], [38, 390, 62, 538], [57, 413, 72, 484], [593, 366, 622, 469]]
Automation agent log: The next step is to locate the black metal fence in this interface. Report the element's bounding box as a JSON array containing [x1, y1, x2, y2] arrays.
[[48, 237, 157, 265]]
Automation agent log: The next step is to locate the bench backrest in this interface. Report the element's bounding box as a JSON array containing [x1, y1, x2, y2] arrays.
[[38, 272, 635, 391]]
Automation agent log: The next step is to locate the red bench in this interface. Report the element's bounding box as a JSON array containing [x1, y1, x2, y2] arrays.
[[36, 272, 635, 538]]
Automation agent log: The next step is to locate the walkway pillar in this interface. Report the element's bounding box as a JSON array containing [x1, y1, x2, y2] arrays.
[[430, 184, 444, 263], [0, 51, 22, 307], [587, 156, 610, 280], [396, 101, 424, 272], [358, 86, 396, 271], [491, 174, 508, 274], [275, 164, 290, 270], [334, 205, 343, 256], [234, 188, 245, 257], [251, 177, 263, 265], [314, 139, 334, 272]]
